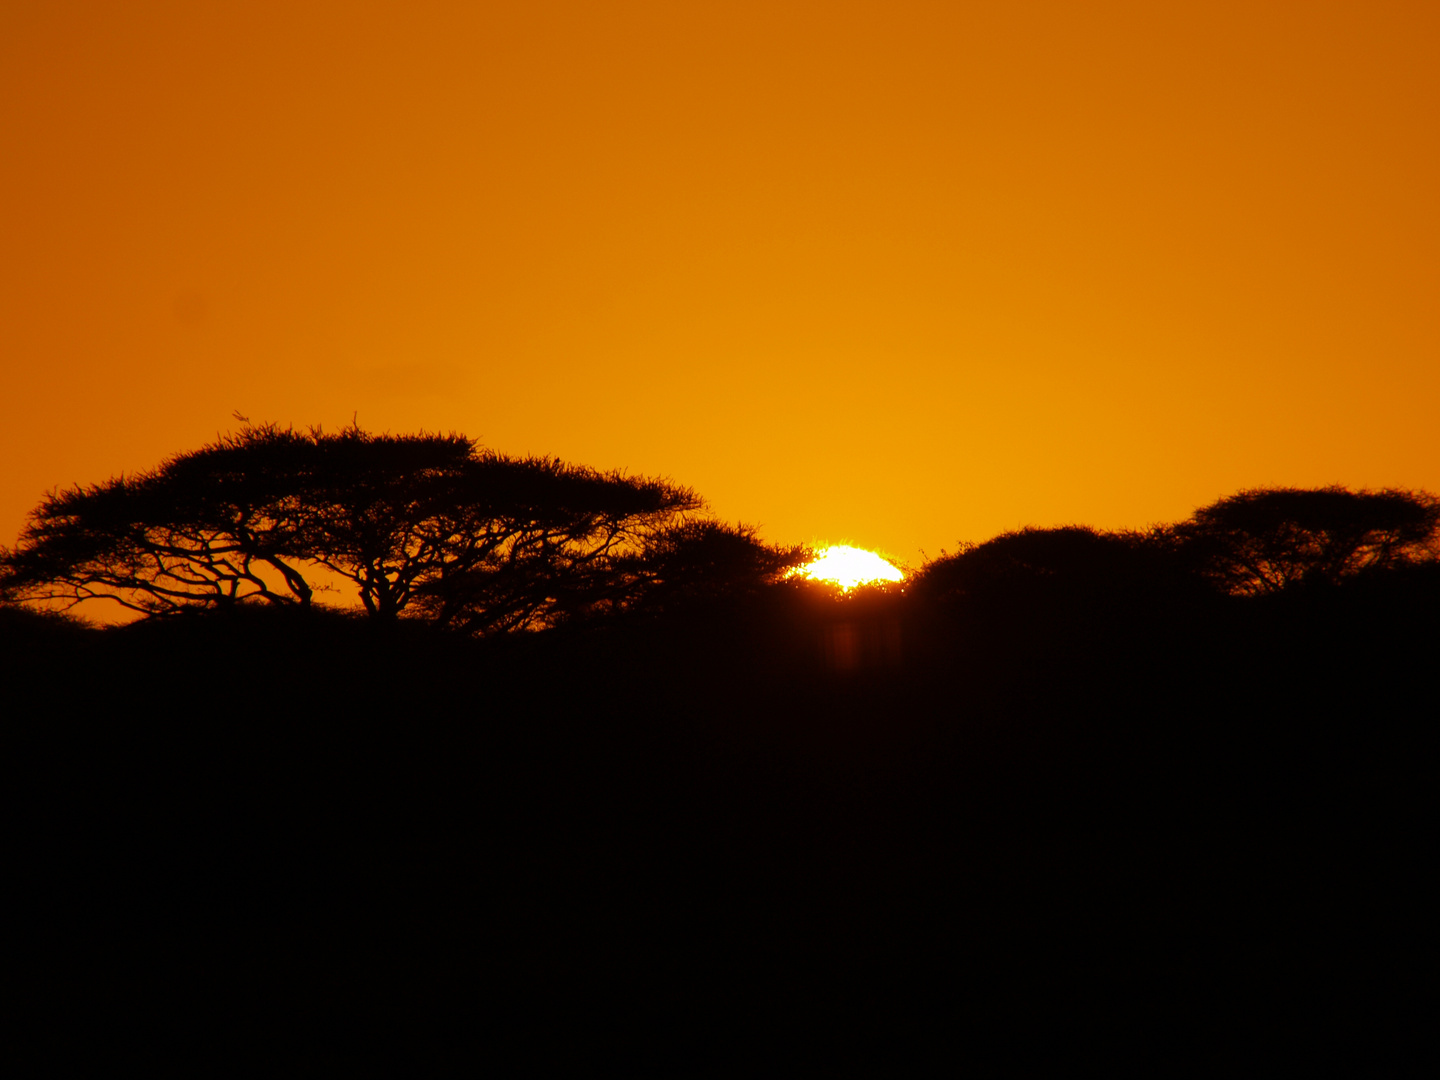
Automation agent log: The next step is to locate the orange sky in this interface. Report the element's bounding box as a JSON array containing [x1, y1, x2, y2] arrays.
[[4, 1, 1437, 570]]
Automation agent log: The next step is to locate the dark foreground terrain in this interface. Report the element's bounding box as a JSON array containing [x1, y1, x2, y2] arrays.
[[8, 571, 1433, 1067]]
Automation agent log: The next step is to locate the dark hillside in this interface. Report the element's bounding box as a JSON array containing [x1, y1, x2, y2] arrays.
[[8, 568, 1433, 1066]]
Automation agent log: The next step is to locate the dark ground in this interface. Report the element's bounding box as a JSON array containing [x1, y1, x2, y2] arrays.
[[7, 572, 1433, 1068]]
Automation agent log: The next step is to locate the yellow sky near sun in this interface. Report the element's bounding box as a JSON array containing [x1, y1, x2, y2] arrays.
[[2, 0, 1437, 571]]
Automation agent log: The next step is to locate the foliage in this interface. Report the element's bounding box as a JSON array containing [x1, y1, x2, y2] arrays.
[[11, 432, 1436, 631], [1, 429, 322, 615], [1, 422, 735, 631], [911, 487, 1440, 608], [912, 525, 1169, 608], [609, 520, 811, 616], [1168, 486, 1440, 595]]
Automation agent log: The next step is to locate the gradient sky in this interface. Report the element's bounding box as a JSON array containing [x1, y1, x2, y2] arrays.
[[4, 0, 1437, 570]]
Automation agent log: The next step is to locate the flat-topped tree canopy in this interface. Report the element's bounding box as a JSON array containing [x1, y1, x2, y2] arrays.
[[1, 421, 714, 630], [0, 425, 331, 615], [1172, 486, 1440, 595]]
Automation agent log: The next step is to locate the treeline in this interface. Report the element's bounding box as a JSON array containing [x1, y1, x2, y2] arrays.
[[3, 419, 1438, 630], [917, 484, 1439, 605]]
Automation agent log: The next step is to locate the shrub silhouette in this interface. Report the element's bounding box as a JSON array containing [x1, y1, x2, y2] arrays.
[[912, 525, 1176, 611]]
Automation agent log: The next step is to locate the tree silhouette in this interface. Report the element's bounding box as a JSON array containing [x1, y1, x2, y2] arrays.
[[2, 422, 715, 630], [1168, 486, 1440, 595], [1, 428, 323, 615], [409, 518, 808, 632]]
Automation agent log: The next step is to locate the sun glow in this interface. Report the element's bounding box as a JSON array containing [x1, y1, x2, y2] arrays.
[[793, 545, 905, 591]]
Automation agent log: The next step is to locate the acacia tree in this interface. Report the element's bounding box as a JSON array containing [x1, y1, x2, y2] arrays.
[[1, 422, 718, 630], [0, 430, 322, 615], [327, 445, 713, 630], [1169, 486, 1440, 595]]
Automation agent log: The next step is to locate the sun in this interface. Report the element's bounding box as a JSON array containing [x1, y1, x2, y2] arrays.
[[792, 545, 905, 591]]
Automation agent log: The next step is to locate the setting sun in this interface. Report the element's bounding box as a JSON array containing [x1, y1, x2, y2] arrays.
[[793, 545, 905, 591]]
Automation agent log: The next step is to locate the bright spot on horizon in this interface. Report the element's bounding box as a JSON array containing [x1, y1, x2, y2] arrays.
[[793, 545, 905, 591]]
